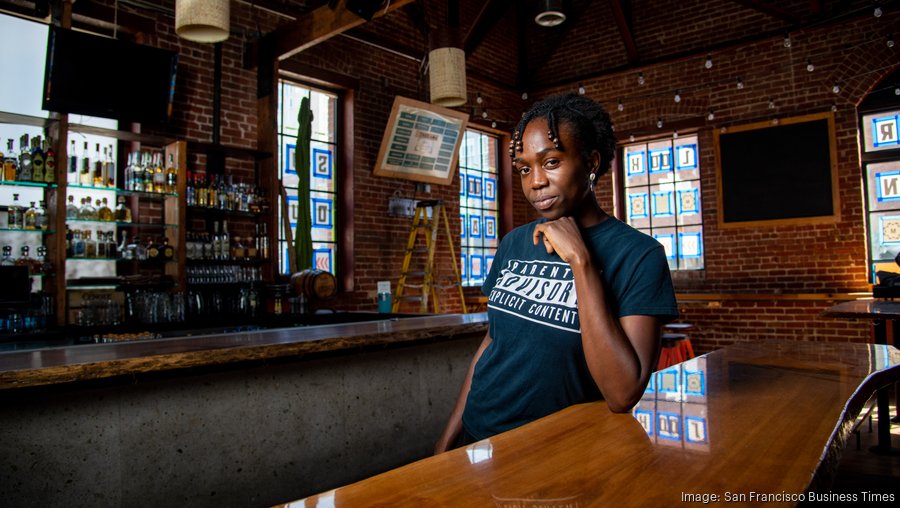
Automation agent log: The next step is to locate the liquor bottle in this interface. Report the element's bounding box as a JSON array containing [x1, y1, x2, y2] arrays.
[[105, 144, 116, 188], [220, 220, 230, 260], [78, 197, 96, 220], [72, 230, 85, 258], [98, 197, 113, 222], [93, 144, 104, 187], [196, 173, 207, 207], [94, 199, 104, 221], [231, 236, 245, 260], [30, 135, 44, 183], [84, 230, 97, 258], [146, 236, 159, 260], [65, 226, 73, 257], [1, 245, 14, 266], [256, 223, 269, 260], [96, 230, 108, 259], [161, 236, 175, 261], [66, 195, 78, 218], [211, 221, 221, 260], [36, 201, 47, 230], [16, 246, 35, 274], [166, 153, 177, 194], [36, 245, 52, 275], [106, 231, 117, 259], [207, 175, 218, 209], [185, 171, 194, 206], [7, 193, 23, 229], [124, 152, 134, 191], [114, 196, 132, 223], [141, 152, 153, 193], [67, 139, 79, 185], [3, 139, 16, 181], [118, 231, 129, 260], [17, 135, 32, 181], [24, 201, 37, 230], [79, 142, 92, 186], [153, 152, 165, 193], [43, 138, 56, 184]]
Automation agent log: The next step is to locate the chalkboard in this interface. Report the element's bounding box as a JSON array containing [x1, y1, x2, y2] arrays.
[[714, 112, 839, 227]]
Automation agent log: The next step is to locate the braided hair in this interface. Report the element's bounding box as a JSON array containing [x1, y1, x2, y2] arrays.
[[509, 93, 617, 178]]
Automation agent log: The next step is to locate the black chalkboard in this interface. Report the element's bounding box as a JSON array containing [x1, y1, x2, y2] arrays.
[[715, 113, 837, 226]]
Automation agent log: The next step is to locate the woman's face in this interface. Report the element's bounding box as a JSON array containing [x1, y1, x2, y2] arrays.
[[513, 117, 599, 222]]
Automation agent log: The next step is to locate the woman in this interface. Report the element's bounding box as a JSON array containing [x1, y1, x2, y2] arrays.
[[435, 93, 678, 453]]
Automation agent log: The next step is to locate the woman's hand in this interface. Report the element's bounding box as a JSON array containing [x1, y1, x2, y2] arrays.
[[532, 217, 590, 264]]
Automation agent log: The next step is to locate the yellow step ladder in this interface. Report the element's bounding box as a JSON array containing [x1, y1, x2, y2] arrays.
[[393, 200, 467, 314]]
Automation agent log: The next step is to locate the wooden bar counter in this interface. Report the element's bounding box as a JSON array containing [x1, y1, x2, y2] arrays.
[[0, 312, 488, 390], [280, 340, 900, 507]]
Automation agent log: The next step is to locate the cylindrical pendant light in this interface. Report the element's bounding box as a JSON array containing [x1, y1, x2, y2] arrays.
[[176, 0, 230, 43], [429, 46, 467, 107]]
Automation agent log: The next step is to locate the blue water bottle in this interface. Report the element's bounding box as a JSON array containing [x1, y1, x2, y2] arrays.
[[377, 280, 392, 313]]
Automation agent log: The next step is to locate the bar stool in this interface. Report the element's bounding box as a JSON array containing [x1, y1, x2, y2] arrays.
[[656, 323, 696, 370]]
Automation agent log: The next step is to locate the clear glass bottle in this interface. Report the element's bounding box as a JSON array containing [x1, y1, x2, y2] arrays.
[[79, 141, 92, 186], [153, 152, 165, 193], [166, 152, 177, 194], [84, 230, 97, 258], [105, 144, 116, 188], [72, 229, 85, 258], [17, 134, 32, 182], [98, 197, 113, 222], [96, 230, 108, 259], [37, 245, 52, 275], [15, 246, 34, 274], [1, 245, 14, 266], [24, 201, 37, 230], [220, 220, 230, 260], [7, 193, 23, 229], [142, 152, 154, 193], [66, 195, 78, 219], [106, 231, 117, 259], [67, 139, 79, 185], [36, 200, 47, 230], [92, 144, 104, 187]]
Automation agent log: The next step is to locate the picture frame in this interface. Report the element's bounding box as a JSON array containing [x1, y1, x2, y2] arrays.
[[374, 96, 469, 186]]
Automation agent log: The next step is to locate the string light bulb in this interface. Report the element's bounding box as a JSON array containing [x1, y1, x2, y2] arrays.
[[491, 121, 497, 128], [832, 82, 841, 94], [704, 54, 713, 69], [768, 97, 776, 109], [482, 109, 489, 119], [806, 59, 815, 72], [707, 109, 715, 121], [783, 34, 791, 48], [888, 34, 895, 48], [831, 102, 838, 112], [875, 2, 883, 17], [638, 72, 645, 85], [578, 83, 586, 95], [895, 86, 900, 95], [673, 130, 679, 139], [629, 134, 635, 142], [674, 90, 681, 103], [476, 92, 483, 104], [521, 91, 529, 100], [656, 117, 663, 129], [737, 77, 744, 89], [617, 98, 624, 111]]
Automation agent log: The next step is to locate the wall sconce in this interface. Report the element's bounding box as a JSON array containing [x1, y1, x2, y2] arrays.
[[175, 0, 230, 43]]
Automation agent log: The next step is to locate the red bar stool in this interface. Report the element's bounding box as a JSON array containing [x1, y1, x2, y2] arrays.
[[656, 323, 696, 371]]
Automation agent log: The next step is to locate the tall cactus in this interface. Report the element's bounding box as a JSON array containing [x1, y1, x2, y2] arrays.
[[294, 97, 313, 271]]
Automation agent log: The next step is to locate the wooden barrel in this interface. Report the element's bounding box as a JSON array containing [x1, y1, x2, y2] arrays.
[[290, 269, 337, 300]]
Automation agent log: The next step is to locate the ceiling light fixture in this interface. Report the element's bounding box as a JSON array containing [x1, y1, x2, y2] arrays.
[[175, 0, 230, 43], [638, 72, 645, 85], [704, 55, 713, 69], [806, 59, 815, 72], [888, 34, 895, 48], [617, 98, 624, 111], [657, 117, 663, 129], [875, 2, 883, 17], [768, 97, 776, 109], [476, 93, 483, 104], [737, 77, 744, 89], [674, 90, 681, 103], [707, 109, 715, 121], [783, 34, 791, 48], [832, 82, 841, 94], [535, 0, 566, 27]]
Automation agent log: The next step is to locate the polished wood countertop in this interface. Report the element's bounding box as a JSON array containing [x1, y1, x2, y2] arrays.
[[0, 313, 488, 390], [279, 340, 900, 507], [822, 299, 900, 319]]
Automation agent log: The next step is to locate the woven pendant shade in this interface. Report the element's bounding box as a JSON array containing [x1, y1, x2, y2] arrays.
[[429, 47, 467, 107], [176, 0, 230, 43]]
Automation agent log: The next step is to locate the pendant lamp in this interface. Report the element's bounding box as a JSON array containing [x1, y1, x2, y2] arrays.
[[429, 46, 467, 107], [176, 0, 230, 43], [535, 0, 566, 27]]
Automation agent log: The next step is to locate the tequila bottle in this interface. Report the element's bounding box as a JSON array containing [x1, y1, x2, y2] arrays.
[[4, 139, 16, 181], [24, 202, 37, 230], [67, 139, 79, 185], [98, 197, 113, 222], [7, 193, 23, 229], [30, 136, 44, 183], [17, 135, 32, 181], [114, 196, 132, 223], [66, 195, 78, 219], [0, 245, 14, 266], [43, 138, 56, 184], [79, 142, 92, 186]]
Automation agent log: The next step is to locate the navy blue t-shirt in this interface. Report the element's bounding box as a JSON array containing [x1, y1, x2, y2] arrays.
[[462, 217, 678, 440]]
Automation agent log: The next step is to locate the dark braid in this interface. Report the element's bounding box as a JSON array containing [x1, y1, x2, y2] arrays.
[[509, 93, 617, 177]]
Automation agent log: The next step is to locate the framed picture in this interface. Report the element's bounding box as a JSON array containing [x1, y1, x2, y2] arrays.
[[374, 96, 469, 186]]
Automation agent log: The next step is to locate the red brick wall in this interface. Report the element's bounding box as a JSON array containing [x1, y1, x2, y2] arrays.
[[107, 1, 892, 350]]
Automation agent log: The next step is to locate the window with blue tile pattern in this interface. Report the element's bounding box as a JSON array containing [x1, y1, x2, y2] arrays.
[[459, 130, 499, 287]]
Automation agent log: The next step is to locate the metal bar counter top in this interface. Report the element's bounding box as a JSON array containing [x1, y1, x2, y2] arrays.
[[0, 312, 489, 390], [278, 340, 900, 507]]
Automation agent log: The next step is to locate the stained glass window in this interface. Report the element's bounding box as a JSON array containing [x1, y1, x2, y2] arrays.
[[277, 81, 338, 275], [459, 130, 499, 286], [622, 135, 704, 270], [862, 109, 900, 281]]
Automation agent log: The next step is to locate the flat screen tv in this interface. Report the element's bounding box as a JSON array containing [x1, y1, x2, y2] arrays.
[[42, 26, 178, 125]]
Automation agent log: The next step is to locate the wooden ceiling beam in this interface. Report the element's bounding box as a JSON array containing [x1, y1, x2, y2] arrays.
[[463, 0, 510, 56], [245, 0, 417, 69], [607, 0, 638, 63], [728, 0, 800, 24]]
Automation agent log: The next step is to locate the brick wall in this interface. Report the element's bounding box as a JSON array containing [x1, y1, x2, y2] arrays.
[[110, 1, 893, 350]]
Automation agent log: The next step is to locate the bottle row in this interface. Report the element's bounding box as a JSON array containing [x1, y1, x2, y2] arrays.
[[1, 295, 55, 334], [66, 229, 174, 262], [1, 244, 52, 275], [186, 172, 264, 213], [5, 195, 48, 230], [121, 150, 177, 194], [1, 134, 56, 185], [185, 221, 270, 261], [65, 195, 131, 222]]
